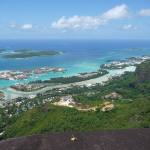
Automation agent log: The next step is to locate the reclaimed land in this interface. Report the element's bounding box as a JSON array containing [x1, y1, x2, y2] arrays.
[[30, 70, 108, 84]]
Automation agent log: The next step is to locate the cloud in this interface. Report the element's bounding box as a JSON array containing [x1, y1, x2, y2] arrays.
[[21, 24, 33, 29], [52, 16, 106, 30], [9, 22, 17, 28], [139, 9, 150, 16], [51, 4, 129, 30], [101, 4, 129, 20], [122, 24, 137, 30], [9, 23, 33, 30]]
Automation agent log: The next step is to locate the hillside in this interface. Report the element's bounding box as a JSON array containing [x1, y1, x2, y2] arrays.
[[136, 60, 150, 82], [1, 60, 150, 139]]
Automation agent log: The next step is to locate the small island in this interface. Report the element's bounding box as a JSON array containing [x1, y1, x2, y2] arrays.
[[2, 49, 61, 59]]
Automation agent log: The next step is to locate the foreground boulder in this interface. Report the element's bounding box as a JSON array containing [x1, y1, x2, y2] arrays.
[[0, 129, 149, 150]]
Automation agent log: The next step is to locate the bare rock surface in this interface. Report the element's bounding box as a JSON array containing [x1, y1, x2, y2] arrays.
[[0, 129, 150, 150]]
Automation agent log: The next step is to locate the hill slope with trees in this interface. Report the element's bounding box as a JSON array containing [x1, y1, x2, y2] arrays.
[[2, 61, 150, 139]]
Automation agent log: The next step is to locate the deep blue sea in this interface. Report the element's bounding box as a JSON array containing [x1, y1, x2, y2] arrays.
[[0, 39, 150, 87]]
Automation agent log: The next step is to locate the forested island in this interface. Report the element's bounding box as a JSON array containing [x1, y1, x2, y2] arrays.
[[2, 49, 61, 59]]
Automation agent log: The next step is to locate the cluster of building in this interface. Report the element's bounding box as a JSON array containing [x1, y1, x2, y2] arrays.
[[101, 56, 150, 69]]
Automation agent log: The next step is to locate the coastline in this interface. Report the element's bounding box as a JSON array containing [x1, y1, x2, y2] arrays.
[[0, 55, 149, 100], [2, 66, 136, 100]]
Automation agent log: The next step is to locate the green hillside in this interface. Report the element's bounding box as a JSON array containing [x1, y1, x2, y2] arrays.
[[3, 61, 150, 139]]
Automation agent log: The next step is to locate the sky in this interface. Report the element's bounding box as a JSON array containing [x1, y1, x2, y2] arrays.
[[0, 0, 150, 39]]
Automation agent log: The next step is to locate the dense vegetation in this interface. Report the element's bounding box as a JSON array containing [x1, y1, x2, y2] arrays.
[[1, 60, 150, 139], [4, 99, 150, 138], [136, 60, 150, 82]]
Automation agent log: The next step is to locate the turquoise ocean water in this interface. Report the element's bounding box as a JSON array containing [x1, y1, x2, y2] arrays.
[[0, 39, 150, 88]]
